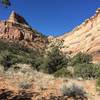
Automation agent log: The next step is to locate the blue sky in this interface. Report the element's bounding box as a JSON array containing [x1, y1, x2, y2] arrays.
[[0, 0, 100, 36]]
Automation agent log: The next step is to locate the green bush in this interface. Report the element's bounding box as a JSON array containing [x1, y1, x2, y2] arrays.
[[60, 84, 87, 99], [31, 56, 44, 71], [71, 52, 92, 65], [1, 55, 13, 71], [54, 67, 72, 78], [42, 47, 68, 74], [0, 51, 18, 71], [74, 64, 100, 79], [0, 40, 44, 71]]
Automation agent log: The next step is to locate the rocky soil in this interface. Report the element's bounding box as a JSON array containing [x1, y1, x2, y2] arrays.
[[0, 70, 99, 100], [0, 64, 99, 100]]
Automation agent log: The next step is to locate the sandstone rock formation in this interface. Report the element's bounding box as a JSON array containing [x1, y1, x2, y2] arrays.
[[0, 9, 100, 63], [58, 8, 100, 63], [0, 11, 47, 49], [8, 11, 29, 25]]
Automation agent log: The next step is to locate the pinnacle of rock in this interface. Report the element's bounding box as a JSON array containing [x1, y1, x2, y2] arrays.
[[8, 11, 28, 25]]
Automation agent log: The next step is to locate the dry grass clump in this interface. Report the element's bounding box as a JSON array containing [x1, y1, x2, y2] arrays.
[[1, 64, 55, 91], [60, 83, 87, 99]]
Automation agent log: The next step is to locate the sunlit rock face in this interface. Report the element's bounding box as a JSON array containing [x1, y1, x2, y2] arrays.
[[0, 11, 47, 49], [58, 8, 100, 63], [0, 11, 35, 41], [8, 11, 29, 25]]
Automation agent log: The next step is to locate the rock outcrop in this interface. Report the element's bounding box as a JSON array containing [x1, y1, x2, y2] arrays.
[[8, 11, 29, 25], [0, 11, 47, 49], [59, 8, 100, 63]]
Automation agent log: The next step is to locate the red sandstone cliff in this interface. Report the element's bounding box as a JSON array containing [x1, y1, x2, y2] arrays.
[[0, 11, 47, 49]]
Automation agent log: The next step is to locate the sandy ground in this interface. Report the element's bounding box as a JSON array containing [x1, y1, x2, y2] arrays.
[[0, 72, 100, 100]]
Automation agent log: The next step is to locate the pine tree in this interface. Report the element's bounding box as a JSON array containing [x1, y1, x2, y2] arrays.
[[44, 47, 68, 74]]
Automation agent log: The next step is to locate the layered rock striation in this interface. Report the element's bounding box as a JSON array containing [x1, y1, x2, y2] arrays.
[[59, 8, 100, 63]]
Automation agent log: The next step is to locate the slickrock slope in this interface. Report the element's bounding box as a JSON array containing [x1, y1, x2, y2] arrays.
[[59, 8, 100, 63], [0, 11, 47, 49]]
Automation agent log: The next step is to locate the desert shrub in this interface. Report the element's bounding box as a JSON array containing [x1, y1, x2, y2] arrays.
[[19, 81, 32, 89], [0, 52, 17, 71], [31, 56, 44, 71], [0, 40, 44, 70], [54, 67, 72, 78], [71, 52, 92, 65], [60, 84, 87, 99], [1, 55, 13, 71], [0, 40, 69, 73], [74, 64, 100, 79], [41, 47, 68, 74]]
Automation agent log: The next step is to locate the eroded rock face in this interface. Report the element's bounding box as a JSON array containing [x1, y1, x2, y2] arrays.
[[58, 8, 100, 63], [0, 21, 36, 42], [0, 11, 47, 49], [0, 11, 35, 41]]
